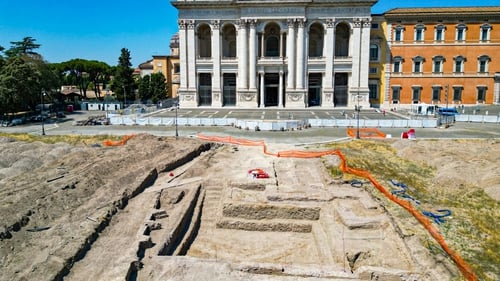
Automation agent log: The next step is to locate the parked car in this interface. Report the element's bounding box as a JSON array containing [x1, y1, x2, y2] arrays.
[[30, 114, 48, 122], [9, 118, 26, 126]]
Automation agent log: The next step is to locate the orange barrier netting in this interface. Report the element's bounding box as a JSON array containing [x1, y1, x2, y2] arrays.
[[102, 134, 135, 146], [346, 128, 387, 138], [197, 133, 477, 281]]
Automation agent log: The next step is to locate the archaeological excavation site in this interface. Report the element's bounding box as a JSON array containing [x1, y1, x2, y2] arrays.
[[2, 133, 493, 281]]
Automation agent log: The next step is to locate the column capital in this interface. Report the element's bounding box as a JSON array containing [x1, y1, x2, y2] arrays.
[[354, 18, 371, 28], [326, 18, 336, 28], [178, 20, 187, 29], [297, 18, 307, 28], [248, 19, 258, 28], [287, 18, 296, 28], [237, 19, 248, 29], [187, 20, 196, 29], [211, 20, 220, 30]]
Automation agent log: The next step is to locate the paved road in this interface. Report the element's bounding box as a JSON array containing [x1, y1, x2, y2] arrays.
[[152, 107, 409, 121], [1, 110, 498, 144]]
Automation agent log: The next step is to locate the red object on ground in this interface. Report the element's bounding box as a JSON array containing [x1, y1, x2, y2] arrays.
[[169, 172, 174, 177], [247, 168, 269, 179]]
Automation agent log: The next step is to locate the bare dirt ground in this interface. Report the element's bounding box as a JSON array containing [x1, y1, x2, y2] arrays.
[[0, 134, 498, 281]]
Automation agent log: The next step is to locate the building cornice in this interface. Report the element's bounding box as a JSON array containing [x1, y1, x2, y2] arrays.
[[384, 6, 500, 22]]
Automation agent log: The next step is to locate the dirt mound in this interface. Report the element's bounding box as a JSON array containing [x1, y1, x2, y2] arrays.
[[0, 134, 210, 281], [0, 135, 497, 281]]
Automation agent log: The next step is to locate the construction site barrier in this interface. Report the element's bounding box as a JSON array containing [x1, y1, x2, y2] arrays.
[[346, 128, 387, 138], [102, 135, 135, 146], [196, 133, 477, 281], [108, 116, 439, 129]]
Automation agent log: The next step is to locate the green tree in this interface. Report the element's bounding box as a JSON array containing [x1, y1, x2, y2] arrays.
[[0, 45, 5, 68], [150, 73, 167, 103], [137, 73, 167, 104], [0, 57, 41, 115], [0, 38, 60, 116], [111, 48, 134, 105], [4, 37, 41, 59], [138, 74, 151, 101]]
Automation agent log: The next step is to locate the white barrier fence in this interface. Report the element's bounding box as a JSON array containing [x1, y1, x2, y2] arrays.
[[455, 114, 500, 123], [108, 114, 498, 130], [109, 115, 440, 130]]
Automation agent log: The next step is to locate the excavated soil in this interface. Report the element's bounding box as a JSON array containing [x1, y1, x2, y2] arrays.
[[0, 135, 498, 281]]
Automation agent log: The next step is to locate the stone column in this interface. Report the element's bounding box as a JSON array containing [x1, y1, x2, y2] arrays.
[[280, 32, 284, 58], [351, 18, 371, 109], [286, 19, 296, 90], [187, 20, 196, 92], [296, 18, 306, 90], [260, 33, 265, 58], [178, 20, 188, 93], [249, 19, 257, 91], [279, 70, 284, 107], [211, 20, 222, 106], [322, 18, 335, 108], [237, 19, 248, 91], [259, 72, 265, 108]]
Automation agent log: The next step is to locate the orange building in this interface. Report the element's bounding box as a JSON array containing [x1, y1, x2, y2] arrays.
[[385, 7, 500, 107]]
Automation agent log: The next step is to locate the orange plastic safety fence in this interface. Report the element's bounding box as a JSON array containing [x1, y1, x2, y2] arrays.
[[346, 128, 387, 138], [102, 134, 135, 146], [197, 133, 477, 281]]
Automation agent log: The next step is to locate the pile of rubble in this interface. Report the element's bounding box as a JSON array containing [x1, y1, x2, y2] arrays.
[[74, 115, 109, 126]]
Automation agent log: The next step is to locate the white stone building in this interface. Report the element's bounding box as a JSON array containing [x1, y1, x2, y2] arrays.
[[171, 0, 376, 108]]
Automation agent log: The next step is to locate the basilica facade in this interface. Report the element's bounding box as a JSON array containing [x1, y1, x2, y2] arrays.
[[171, 0, 376, 108]]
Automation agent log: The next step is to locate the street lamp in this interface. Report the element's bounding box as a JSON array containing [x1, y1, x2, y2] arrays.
[[41, 89, 46, 135], [356, 103, 361, 139], [105, 89, 109, 119], [175, 101, 179, 138], [122, 85, 127, 110]]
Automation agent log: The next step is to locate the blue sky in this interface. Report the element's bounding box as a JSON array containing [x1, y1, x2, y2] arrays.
[[0, 0, 498, 67]]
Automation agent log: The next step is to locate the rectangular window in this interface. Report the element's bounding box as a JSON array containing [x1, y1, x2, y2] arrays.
[[415, 29, 423, 41], [371, 23, 379, 29], [436, 29, 443, 41], [477, 87, 486, 102], [453, 87, 462, 101], [433, 61, 441, 73], [392, 87, 401, 102], [432, 87, 441, 101], [481, 28, 488, 41], [457, 29, 464, 41], [369, 46, 378, 61], [479, 61, 487, 73], [369, 82, 378, 99], [394, 61, 401, 73], [174, 64, 180, 74], [412, 87, 421, 103], [369, 67, 378, 74], [395, 30, 402, 41], [454, 61, 462, 73], [414, 61, 421, 73]]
